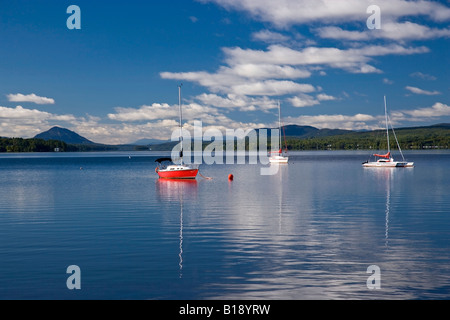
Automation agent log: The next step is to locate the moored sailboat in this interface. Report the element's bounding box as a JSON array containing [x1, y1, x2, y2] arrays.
[[363, 97, 414, 168], [269, 101, 289, 164], [156, 85, 199, 179]]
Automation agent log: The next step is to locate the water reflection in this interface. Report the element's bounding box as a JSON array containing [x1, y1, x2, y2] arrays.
[[364, 168, 395, 248], [269, 164, 289, 234], [156, 179, 198, 278], [155, 179, 198, 202], [363, 168, 401, 248]]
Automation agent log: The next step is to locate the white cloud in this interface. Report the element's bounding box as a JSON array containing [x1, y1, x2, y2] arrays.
[[286, 113, 379, 131], [161, 67, 315, 97], [195, 93, 278, 112], [223, 44, 428, 73], [161, 43, 428, 103], [0, 105, 74, 121], [200, 0, 450, 28], [231, 64, 311, 80], [288, 94, 320, 108], [282, 102, 450, 130], [108, 102, 220, 123], [410, 72, 437, 81], [405, 86, 441, 95], [7, 93, 55, 105], [231, 80, 315, 96], [0, 105, 76, 138], [317, 93, 337, 101], [316, 22, 450, 42], [251, 30, 290, 43], [401, 102, 450, 118], [108, 104, 178, 122]]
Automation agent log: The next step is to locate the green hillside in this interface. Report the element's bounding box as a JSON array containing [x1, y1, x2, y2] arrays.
[[285, 124, 450, 150]]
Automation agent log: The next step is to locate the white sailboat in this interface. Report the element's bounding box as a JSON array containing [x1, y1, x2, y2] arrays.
[[269, 101, 289, 164], [363, 97, 414, 168]]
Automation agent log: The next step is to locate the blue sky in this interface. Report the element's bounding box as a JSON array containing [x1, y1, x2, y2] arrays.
[[1, 0, 449, 144]]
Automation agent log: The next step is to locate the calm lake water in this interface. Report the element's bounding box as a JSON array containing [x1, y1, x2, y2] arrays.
[[0, 151, 449, 300]]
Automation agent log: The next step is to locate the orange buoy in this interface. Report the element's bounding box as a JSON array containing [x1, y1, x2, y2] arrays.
[[228, 174, 234, 181]]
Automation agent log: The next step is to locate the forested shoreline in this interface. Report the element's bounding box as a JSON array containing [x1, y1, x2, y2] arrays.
[[1, 124, 449, 153]]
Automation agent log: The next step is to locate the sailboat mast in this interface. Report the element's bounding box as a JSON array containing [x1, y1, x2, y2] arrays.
[[384, 96, 391, 155], [179, 84, 184, 165], [278, 101, 282, 152]]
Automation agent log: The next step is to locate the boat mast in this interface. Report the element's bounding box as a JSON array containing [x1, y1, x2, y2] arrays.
[[179, 84, 184, 165], [384, 96, 391, 156], [278, 101, 282, 153]]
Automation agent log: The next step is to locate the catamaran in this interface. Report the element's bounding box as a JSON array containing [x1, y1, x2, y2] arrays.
[[269, 101, 289, 164], [363, 97, 414, 168], [156, 85, 199, 179]]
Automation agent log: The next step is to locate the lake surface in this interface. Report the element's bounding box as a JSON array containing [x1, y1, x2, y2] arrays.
[[0, 151, 449, 300]]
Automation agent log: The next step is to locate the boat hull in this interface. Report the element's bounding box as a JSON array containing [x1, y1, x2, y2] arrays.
[[269, 156, 289, 164], [363, 161, 414, 168], [156, 168, 199, 180]]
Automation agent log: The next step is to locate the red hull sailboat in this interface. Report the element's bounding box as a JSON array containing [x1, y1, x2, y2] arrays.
[[156, 85, 199, 180], [156, 158, 199, 180]]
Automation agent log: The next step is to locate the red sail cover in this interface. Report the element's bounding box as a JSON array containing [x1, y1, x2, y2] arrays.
[[374, 152, 391, 159]]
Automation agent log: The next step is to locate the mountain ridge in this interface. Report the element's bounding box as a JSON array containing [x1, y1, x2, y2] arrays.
[[34, 127, 95, 145], [31, 123, 450, 149]]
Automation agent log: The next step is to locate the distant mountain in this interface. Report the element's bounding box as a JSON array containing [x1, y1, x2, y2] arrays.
[[430, 123, 450, 128], [34, 127, 94, 145], [257, 125, 352, 138], [132, 138, 169, 146]]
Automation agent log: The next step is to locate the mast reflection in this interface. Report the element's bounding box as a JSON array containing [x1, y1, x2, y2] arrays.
[[365, 168, 394, 248], [156, 179, 198, 278]]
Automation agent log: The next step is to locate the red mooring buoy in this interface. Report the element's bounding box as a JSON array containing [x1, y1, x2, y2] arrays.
[[228, 174, 234, 181]]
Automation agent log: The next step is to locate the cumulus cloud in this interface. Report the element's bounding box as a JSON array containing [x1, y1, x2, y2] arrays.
[[195, 93, 278, 112], [285, 113, 379, 131], [317, 93, 337, 101], [108, 102, 220, 123], [316, 22, 450, 42], [199, 0, 450, 27], [410, 72, 437, 81], [401, 102, 450, 118], [222, 44, 427, 73], [405, 86, 441, 95], [161, 68, 315, 97], [161, 42, 427, 111], [108, 104, 178, 122], [288, 94, 320, 108], [0, 105, 76, 138], [7, 93, 55, 105], [281, 102, 450, 130], [251, 30, 291, 43]]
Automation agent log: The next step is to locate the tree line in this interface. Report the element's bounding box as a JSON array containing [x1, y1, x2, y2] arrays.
[[0, 137, 77, 153], [1, 126, 448, 153], [284, 128, 450, 151]]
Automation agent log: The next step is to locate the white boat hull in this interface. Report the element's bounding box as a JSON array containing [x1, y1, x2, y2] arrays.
[[270, 156, 289, 164], [363, 161, 414, 168]]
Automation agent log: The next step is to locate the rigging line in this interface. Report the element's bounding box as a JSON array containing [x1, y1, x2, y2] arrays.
[[198, 172, 213, 180], [388, 115, 406, 162], [384, 96, 391, 155]]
